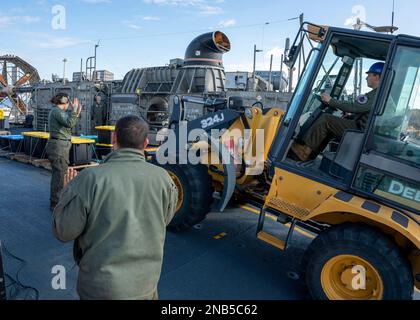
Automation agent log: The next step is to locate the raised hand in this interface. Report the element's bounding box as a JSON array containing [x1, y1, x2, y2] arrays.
[[71, 97, 82, 116], [71, 97, 79, 108]]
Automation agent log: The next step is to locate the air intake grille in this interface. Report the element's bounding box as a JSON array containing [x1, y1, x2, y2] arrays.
[[267, 198, 310, 219]]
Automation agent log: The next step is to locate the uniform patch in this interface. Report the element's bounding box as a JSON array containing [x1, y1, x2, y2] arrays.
[[356, 95, 369, 105]]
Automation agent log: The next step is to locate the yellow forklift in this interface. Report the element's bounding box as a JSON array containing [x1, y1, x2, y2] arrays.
[[149, 23, 420, 300]]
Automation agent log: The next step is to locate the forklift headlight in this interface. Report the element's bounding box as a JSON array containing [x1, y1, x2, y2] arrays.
[[245, 108, 253, 119]]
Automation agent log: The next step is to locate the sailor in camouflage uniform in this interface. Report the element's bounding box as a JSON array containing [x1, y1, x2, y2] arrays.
[[290, 62, 385, 162], [46, 93, 81, 210], [91, 93, 107, 133]]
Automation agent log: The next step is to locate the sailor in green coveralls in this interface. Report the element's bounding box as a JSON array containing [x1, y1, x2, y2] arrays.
[[290, 62, 384, 162], [46, 93, 82, 210]]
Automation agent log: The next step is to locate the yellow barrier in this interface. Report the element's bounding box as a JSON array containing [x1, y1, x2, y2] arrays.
[[95, 126, 115, 131], [23, 131, 50, 139], [72, 137, 95, 144], [22, 132, 95, 144]]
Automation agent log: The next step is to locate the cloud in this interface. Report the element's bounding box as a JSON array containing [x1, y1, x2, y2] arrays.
[[144, 0, 223, 15], [82, 0, 112, 3], [8, 7, 26, 14], [20, 16, 41, 23], [226, 47, 286, 73], [265, 46, 284, 60], [24, 33, 90, 49], [261, 46, 286, 70], [122, 15, 160, 29], [219, 19, 236, 28], [143, 0, 204, 5], [127, 24, 142, 29], [0, 15, 41, 29], [122, 19, 143, 29], [142, 16, 161, 21], [199, 5, 223, 15]]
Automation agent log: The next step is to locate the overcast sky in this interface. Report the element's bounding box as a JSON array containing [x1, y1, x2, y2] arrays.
[[0, 0, 416, 80]]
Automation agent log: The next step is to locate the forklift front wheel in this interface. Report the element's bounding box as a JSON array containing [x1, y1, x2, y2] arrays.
[[303, 223, 414, 300], [164, 164, 214, 233]]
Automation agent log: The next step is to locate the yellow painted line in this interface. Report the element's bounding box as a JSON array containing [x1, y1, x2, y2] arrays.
[[239, 205, 315, 239], [240, 205, 259, 214], [240, 205, 276, 220]]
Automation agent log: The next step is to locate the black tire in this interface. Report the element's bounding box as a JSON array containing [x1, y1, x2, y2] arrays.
[[163, 164, 213, 233], [303, 223, 413, 300]]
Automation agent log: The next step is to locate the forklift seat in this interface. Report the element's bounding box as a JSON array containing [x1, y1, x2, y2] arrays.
[[320, 130, 365, 182]]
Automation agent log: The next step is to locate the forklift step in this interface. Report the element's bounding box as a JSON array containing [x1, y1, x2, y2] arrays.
[[257, 231, 286, 251]]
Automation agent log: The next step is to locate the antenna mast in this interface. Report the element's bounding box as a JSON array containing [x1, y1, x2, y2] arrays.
[[391, 0, 395, 34]]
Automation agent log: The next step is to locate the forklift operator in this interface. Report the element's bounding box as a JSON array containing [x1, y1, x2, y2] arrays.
[[290, 62, 384, 162]]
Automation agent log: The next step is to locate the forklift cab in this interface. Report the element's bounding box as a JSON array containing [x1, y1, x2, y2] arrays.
[[269, 27, 420, 215]]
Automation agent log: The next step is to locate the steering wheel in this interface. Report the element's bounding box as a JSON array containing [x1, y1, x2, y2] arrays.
[[314, 94, 337, 111], [296, 94, 339, 142]]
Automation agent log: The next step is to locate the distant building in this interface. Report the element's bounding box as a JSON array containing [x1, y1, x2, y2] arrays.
[[51, 74, 68, 83], [169, 58, 184, 67], [51, 74, 59, 82], [72, 72, 88, 82], [255, 71, 287, 92], [225, 72, 273, 92], [93, 70, 114, 82], [225, 71, 288, 92], [72, 70, 114, 82]]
